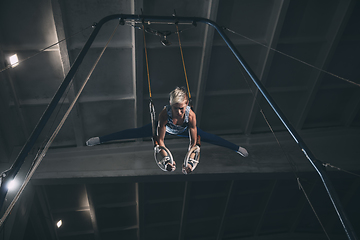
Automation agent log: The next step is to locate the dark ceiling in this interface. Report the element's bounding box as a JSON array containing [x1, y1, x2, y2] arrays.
[[0, 0, 360, 240]]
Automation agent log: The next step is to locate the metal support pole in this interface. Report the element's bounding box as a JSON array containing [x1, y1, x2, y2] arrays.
[[0, 14, 357, 240], [200, 18, 358, 240]]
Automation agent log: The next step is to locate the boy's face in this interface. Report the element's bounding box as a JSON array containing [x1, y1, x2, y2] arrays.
[[171, 100, 188, 119]]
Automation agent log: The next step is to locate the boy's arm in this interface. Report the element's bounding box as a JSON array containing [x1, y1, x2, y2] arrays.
[[188, 110, 197, 149], [157, 108, 167, 148]]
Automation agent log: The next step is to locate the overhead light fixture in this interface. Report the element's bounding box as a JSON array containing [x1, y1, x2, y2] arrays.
[[56, 220, 62, 228], [9, 54, 19, 67]]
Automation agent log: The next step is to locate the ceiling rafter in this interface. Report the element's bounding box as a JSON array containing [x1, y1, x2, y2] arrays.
[[146, 220, 179, 228], [132, 0, 144, 129], [57, 230, 95, 237], [289, 178, 318, 233], [101, 225, 138, 233], [29, 201, 50, 240], [194, 0, 219, 127], [179, 181, 191, 240], [0, 107, 11, 161], [0, 53, 17, 160], [10, 94, 136, 106], [0, 49, 29, 143], [51, 0, 85, 147], [2, 72, 29, 139], [50, 206, 90, 214], [212, 36, 327, 47], [204, 85, 306, 98], [294, 0, 355, 130], [326, 178, 360, 232], [254, 180, 277, 236], [344, 95, 360, 127], [138, 182, 145, 240], [216, 180, 234, 240], [146, 197, 182, 204], [85, 184, 100, 240], [231, 232, 339, 240], [135, 182, 140, 240], [36, 186, 59, 240], [6, 185, 35, 240], [96, 201, 137, 208], [244, 0, 290, 135], [343, 97, 360, 127]]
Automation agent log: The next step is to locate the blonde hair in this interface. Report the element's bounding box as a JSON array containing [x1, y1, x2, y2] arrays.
[[169, 87, 188, 105]]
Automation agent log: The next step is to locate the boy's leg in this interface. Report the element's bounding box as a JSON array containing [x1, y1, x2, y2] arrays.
[[99, 123, 153, 143], [176, 128, 248, 156], [196, 128, 238, 151], [86, 123, 153, 146]]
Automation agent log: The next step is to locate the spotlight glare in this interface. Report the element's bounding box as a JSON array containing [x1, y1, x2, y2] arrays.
[[57, 220, 62, 228], [9, 54, 19, 67], [7, 179, 17, 190]]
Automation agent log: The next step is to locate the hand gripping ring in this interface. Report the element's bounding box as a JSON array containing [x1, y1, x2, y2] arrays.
[[154, 145, 175, 172], [182, 145, 200, 174]]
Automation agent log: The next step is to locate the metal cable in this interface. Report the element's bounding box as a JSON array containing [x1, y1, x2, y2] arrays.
[[238, 64, 330, 239], [176, 24, 192, 100], [230, 26, 360, 182], [142, 23, 152, 99], [224, 27, 360, 88], [323, 163, 360, 178], [297, 178, 331, 240], [0, 24, 93, 73], [142, 22, 160, 146]]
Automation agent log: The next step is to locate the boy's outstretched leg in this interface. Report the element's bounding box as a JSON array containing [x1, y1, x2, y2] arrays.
[[196, 128, 248, 157], [85, 123, 153, 146]]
